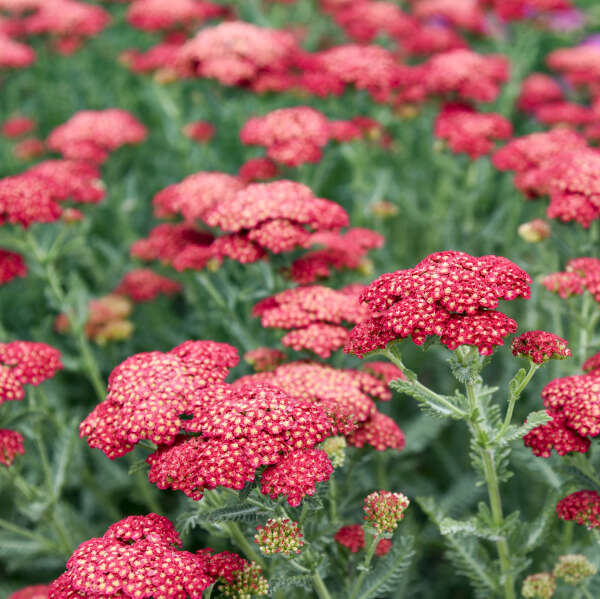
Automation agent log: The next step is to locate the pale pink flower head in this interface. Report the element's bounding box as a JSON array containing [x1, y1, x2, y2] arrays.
[[425, 49, 509, 102], [127, 0, 225, 32], [0, 34, 35, 68], [114, 269, 181, 302], [240, 107, 331, 167], [47, 109, 147, 163], [176, 21, 299, 87]]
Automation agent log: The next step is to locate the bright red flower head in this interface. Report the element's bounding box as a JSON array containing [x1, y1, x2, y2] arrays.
[[412, 0, 485, 32], [524, 371, 600, 457], [547, 45, 600, 88], [47, 514, 215, 598], [182, 120, 216, 143], [346, 251, 530, 357], [1, 115, 35, 138], [244, 347, 287, 372], [511, 331, 570, 364], [0, 429, 24, 466], [238, 157, 278, 183], [8, 585, 49, 599], [332, 1, 415, 43], [434, 104, 512, 159], [260, 448, 333, 507], [0, 249, 26, 285], [80, 340, 239, 458], [0, 341, 62, 403], [0, 34, 35, 68], [583, 351, 600, 374], [556, 490, 600, 529], [146, 382, 333, 503]]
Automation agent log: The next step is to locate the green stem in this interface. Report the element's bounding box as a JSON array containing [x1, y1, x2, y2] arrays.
[[580, 586, 594, 599], [25, 232, 106, 401], [0, 517, 60, 551], [225, 521, 265, 568], [498, 362, 539, 438], [329, 477, 338, 524], [465, 381, 515, 599], [570, 453, 600, 489], [312, 571, 334, 599], [349, 531, 380, 599]]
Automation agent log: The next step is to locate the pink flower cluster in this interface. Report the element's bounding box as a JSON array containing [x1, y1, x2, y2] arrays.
[[542, 258, 600, 302], [234, 361, 405, 451], [47, 109, 147, 164], [253, 285, 369, 358], [126, 0, 225, 32], [434, 103, 512, 158], [114, 269, 181, 303], [556, 490, 600, 529], [81, 341, 336, 506], [524, 369, 600, 457], [346, 251, 531, 357], [0, 341, 62, 403], [363, 490, 410, 533], [511, 331, 571, 364], [0, 428, 24, 466], [46, 513, 258, 598]]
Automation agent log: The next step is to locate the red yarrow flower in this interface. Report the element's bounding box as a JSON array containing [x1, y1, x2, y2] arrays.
[[0, 249, 26, 285], [238, 157, 278, 183], [556, 490, 600, 529], [511, 331, 571, 364], [412, 0, 484, 32], [0, 341, 62, 403], [517, 73, 564, 112], [146, 382, 334, 503], [524, 371, 600, 457], [434, 103, 512, 159], [334, 524, 392, 556], [346, 251, 530, 357], [240, 107, 331, 167], [114, 269, 181, 302], [8, 585, 50, 599], [182, 120, 216, 143], [1, 115, 35, 138], [127, 0, 225, 32], [425, 49, 509, 103], [47, 109, 147, 164], [0, 429, 24, 466], [0, 173, 62, 227], [47, 514, 217, 598], [260, 448, 333, 507], [0, 34, 35, 68], [80, 340, 239, 458], [583, 351, 600, 374], [176, 21, 300, 88], [244, 347, 286, 372]]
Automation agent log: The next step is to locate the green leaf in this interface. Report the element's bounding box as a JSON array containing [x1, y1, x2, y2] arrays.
[[269, 575, 313, 591], [498, 411, 551, 446], [390, 380, 460, 420], [439, 517, 503, 541], [447, 354, 482, 385], [357, 536, 415, 599]]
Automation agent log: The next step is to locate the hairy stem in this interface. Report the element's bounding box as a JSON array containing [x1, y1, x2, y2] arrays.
[[497, 362, 540, 438], [465, 380, 515, 599], [225, 521, 265, 568], [312, 571, 334, 599], [349, 531, 380, 599]]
